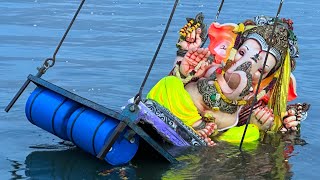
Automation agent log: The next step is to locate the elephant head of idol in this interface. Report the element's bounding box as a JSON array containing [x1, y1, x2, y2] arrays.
[[220, 24, 292, 101], [207, 22, 254, 101]]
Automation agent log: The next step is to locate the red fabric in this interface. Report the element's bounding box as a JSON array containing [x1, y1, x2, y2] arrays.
[[287, 78, 297, 101]]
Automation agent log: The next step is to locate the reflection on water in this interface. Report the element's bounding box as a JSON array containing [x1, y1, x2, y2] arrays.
[[21, 147, 166, 179], [6, 132, 306, 179], [155, 132, 305, 179], [24, 149, 133, 179], [8, 159, 25, 180]]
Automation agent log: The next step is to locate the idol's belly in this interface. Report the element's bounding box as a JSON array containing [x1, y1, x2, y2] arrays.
[[185, 81, 239, 130]]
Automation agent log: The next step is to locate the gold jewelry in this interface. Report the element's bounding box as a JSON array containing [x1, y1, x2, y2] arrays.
[[197, 78, 244, 114], [213, 81, 247, 106], [203, 113, 216, 122]]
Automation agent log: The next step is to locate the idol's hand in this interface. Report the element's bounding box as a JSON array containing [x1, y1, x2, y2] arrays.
[[281, 109, 299, 132], [180, 48, 211, 78], [280, 103, 310, 132], [195, 122, 217, 146], [177, 28, 203, 50], [252, 106, 274, 131]]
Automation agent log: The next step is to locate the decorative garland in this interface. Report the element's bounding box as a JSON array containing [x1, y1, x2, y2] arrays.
[[173, 60, 206, 84]]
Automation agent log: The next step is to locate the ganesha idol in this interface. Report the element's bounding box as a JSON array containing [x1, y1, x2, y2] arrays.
[[135, 14, 310, 146]]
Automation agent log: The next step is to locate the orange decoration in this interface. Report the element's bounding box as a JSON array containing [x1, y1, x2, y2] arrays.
[[208, 23, 238, 64]]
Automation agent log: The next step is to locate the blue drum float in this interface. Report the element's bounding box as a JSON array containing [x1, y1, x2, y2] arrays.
[[25, 86, 139, 165]]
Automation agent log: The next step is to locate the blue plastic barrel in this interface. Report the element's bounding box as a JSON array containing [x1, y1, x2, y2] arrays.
[[25, 87, 81, 140], [67, 107, 139, 166]]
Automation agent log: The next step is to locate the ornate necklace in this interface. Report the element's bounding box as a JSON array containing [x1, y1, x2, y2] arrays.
[[197, 77, 247, 114]]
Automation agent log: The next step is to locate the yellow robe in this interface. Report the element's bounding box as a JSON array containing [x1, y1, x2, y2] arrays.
[[147, 76, 260, 143], [147, 76, 201, 127]]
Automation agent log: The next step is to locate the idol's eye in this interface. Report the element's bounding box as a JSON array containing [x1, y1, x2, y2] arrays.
[[251, 53, 260, 63], [239, 50, 245, 56]]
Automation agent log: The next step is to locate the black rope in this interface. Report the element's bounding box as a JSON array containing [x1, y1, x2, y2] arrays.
[[134, 0, 180, 105], [38, 0, 86, 76], [201, 0, 225, 48], [4, 0, 86, 112], [239, 0, 284, 151]]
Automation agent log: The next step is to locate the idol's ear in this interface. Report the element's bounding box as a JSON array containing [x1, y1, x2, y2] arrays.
[[288, 73, 297, 101]]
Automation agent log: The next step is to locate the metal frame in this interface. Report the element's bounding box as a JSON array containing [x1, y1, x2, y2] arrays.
[[6, 74, 178, 164]]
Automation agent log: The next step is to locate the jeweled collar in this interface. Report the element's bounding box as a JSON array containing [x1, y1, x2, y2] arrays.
[[197, 76, 247, 114]]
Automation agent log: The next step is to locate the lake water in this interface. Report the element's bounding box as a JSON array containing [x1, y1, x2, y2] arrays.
[[1, 0, 319, 179]]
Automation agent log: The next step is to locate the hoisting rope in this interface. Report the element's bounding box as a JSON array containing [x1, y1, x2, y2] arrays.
[[201, 0, 225, 47], [133, 0, 180, 105], [239, 0, 284, 151], [5, 0, 86, 112], [37, 0, 86, 76]]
